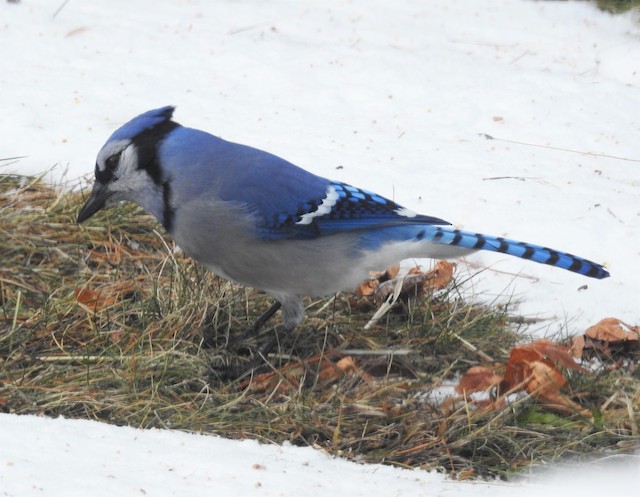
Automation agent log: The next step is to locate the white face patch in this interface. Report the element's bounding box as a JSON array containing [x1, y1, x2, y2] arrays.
[[296, 185, 339, 225], [111, 144, 139, 179], [95, 140, 155, 201], [108, 144, 156, 195], [96, 139, 130, 174], [395, 207, 417, 218]]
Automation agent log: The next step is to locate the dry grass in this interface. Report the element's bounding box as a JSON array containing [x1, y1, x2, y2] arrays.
[[1, 173, 638, 479], [595, 0, 640, 13]]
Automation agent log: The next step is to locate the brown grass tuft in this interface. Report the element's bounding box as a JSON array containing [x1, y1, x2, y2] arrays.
[[1, 174, 638, 479]]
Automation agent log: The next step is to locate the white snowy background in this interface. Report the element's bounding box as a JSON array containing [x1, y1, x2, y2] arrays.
[[1, 0, 638, 495]]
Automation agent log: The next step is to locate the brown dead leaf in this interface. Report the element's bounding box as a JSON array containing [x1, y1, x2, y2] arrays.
[[355, 278, 379, 297], [74, 288, 100, 306], [318, 356, 347, 383], [239, 352, 370, 395], [525, 358, 566, 395], [379, 263, 401, 281], [456, 366, 503, 394], [502, 343, 580, 394], [424, 260, 456, 291], [459, 339, 591, 416], [355, 264, 401, 296], [74, 288, 118, 311], [74, 281, 137, 312], [503, 346, 542, 389], [569, 335, 586, 359], [502, 347, 591, 416], [585, 318, 639, 343], [355, 261, 455, 303], [577, 318, 640, 362], [474, 397, 507, 411], [319, 356, 373, 383], [336, 356, 357, 373], [241, 363, 305, 394], [527, 360, 591, 416], [338, 356, 374, 382], [519, 339, 588, 373]]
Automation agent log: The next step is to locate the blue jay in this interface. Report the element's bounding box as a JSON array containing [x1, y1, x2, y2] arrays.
[[78, 106, 609, 332]]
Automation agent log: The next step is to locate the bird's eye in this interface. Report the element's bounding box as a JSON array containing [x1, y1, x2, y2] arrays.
[[105, 152, 121, 171]]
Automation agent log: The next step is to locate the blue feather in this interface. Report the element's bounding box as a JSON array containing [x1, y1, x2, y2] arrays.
[[357, 225, 609, 279], [109, 106, 175, 142], [79, 106, 611, 332], [160, 127, 448, 240], [256, 181, 449, 239]]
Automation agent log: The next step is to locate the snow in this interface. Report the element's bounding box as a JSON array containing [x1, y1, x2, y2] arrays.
[[1, 0, 639, 495], [1, 413, 638, 497]]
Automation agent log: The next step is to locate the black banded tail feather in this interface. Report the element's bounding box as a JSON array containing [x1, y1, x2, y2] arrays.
[[428, 227, 609, 279]]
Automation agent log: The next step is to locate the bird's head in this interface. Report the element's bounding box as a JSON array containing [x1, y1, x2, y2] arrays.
[[77, 106, 177, 223]]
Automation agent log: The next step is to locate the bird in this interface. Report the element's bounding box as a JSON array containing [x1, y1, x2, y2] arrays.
[[77, 106, 609, 333]]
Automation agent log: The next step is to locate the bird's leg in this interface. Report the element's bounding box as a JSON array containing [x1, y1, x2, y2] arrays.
[[224, 299, 279, 361], [238, 296, 302, 343], [243, 300, 282, 337], [250, 295, 304, 361], [245, 297, 304, 368], [212, 297, 303, 382], [214, 301, 282, 380], [242, 301, 292, 366]]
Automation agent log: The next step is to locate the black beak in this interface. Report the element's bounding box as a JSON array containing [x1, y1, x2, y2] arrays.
[[77, 183, 111, 223]]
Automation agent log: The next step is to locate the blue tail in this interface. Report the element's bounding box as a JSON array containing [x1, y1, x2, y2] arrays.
[[358, 224, 609, 279], [425, 226, 609, 279]]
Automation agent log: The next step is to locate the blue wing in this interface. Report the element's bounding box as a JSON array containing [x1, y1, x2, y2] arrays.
[[161, 127, 608, 280], [161, 126, 448, 240], [170, 134, 451, 240], [254, 179, 449, 240]]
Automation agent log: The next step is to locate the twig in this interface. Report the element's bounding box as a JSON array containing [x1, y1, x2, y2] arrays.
[[37, 355, 111, 363], [482, 176, 540, 182], [52, 0, 71, 19], [363, 273, 406, 330], [481, 133, 640, 163], [0, 277, 39, 294], [11, 290, 22, 333], [338, 349, 412, 356], [0, 155, 28, 162], [228, 22, 271, 35], [452, 332, 494, 362]]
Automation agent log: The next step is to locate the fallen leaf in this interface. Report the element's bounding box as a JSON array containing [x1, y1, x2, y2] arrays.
[[375, 272, 428, 303], [527, 360, 590, 416], [335, 356, 358, 373], [502, 346, 542, 388], [355, 264, 400, 296], [569, 335, 585, 359], [318, 357, 347, 383], [585, 318, 639, 343], [456, 366, 503, 394], [355, 261, 455, 304], [74, 288, 117, 310], [74, 287, 99, 305], [378, 263, 401, 281], [424, 260, 456, 291], [239, 352, 370, 395], [525, 358, 566, 395], [519, 339, 588, 372], [578, 318, 640, 362], [458, 338, 592, 416], [74, 281, 137, 312], [355, 278, 379, 297]]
